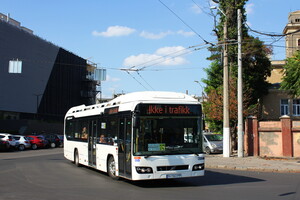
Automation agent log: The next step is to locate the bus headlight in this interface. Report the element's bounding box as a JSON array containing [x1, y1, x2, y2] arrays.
[[192, 164, 204, 171], [136, 167, 153, 174]]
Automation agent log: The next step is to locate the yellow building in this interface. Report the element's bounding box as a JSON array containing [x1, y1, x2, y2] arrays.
[[260, 11, 300, 120]]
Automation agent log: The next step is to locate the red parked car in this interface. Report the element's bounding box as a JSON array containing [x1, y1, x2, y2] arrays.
[[26, 135, 47, 150]]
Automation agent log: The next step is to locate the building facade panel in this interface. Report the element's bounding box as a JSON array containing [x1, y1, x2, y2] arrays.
[[0, 20, 59, 114], [0, 14, 97, 133]]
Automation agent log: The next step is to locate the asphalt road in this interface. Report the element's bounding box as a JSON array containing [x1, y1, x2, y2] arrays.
[[0, 149, 299, 200]]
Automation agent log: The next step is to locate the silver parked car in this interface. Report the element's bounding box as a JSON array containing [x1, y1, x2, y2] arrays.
[[0, 133, 19, 150], [203, 133, 223, 154], [13, 135, 31, 151]]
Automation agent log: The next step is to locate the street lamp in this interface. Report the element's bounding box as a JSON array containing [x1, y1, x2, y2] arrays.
[[194, 80, 206, 132], [210, 6, 230, 157], [194, 80, 205, 103], [210, 6, 226, 17]]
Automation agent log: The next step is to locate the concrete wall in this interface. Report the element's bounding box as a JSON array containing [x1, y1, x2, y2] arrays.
[[245, 116, 300, 158], [292, 121, 300, 157], [259, 132, 283, 157]]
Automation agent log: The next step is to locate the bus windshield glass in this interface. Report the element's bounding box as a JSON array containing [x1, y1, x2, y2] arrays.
[[133, 117, 203, 156]]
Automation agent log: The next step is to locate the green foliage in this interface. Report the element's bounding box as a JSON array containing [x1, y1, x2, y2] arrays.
[[241, 37, 272, 104], [203, 60, 223, 93], [202, 0, 272, 132], [280, 51, 300, 97]]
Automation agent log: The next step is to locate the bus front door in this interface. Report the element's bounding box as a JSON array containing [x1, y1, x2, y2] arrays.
[[88, 120, 97, 166], [118, 117, 132, 179]]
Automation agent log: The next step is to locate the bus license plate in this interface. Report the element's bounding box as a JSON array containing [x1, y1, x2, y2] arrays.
[[166, 174, 182, 179]]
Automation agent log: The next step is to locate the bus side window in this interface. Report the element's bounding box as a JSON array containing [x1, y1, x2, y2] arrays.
[[102, 117, 118, 146], [81, 126, 88, 140], [66, 121, 74, 140]]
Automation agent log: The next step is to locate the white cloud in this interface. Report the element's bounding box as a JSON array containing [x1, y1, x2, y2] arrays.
[[106, 75, 120, 82], [92, 26, 136, 37], [190, 4, 202, 14], [155, 46, 187, 56], [140, 30, 195, 39], [246, 3, 254, 15], [140, 31, 173, 39], [123, 54, 162, 67], [123, 46, 189, 68], [177, 30, 195, 37], [92, 26, 195, 39]]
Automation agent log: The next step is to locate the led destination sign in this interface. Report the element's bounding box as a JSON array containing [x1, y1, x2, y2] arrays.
[[147, 105, 190, 114], [137, 104, 201, 116]]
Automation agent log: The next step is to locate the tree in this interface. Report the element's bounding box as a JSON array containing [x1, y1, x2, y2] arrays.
[[280, 50, 300, 97], [202, 0, 272, 148]]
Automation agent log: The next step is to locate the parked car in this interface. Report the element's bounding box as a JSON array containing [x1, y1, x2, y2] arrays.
[[203, 133, 223, 154], [0, 139, 10, 151], [0, 133, 19, 150], [26, 135, 47, 150], [57, 135, 64, 147], [37, 135, 52, 148], [42, 134, 62, 148], [13, 135, 31, 151]]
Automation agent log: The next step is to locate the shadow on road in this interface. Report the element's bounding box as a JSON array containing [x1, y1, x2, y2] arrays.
[[64, 160, 265, 188], [128, 170, 265, 188]]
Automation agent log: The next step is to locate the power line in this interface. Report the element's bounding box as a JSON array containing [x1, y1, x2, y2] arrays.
[[124, 71, 150, 90], [246, 23, 300, 37], [139, 47, 196, 71], [141, 67, 201, 71], [158, 0, 214, 46], [136, 71, 155, 90], [121, 43, 211, 72], [127, 45, 197, 71]]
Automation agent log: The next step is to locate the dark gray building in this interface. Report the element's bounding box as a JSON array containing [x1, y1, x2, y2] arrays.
[[0, 13, 98, 134]]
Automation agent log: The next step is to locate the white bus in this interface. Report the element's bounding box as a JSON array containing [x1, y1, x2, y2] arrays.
[[64, 91, 205, 180]]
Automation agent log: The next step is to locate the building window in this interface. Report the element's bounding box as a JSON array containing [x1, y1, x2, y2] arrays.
[[298, 39, 300, 47], [296, 18, 300, 23], [280, 99, 289, 116], [293, 99, 300, 116], [9, 60, 22, 73]]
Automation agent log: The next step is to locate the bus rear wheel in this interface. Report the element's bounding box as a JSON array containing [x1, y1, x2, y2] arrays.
[[107, 156, 119, 180]]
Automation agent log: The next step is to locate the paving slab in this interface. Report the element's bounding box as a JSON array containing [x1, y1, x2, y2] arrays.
[[205, 154, 300, 173]]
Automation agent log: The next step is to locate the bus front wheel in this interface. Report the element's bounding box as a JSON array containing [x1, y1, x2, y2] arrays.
[[74, 150, 81, 167], [107, 156, 119, 180]]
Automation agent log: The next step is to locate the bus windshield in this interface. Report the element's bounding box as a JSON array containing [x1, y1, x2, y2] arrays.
[[133, 117, 203, 156]]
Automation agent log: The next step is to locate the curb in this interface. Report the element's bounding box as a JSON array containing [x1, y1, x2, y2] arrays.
[[206, 165, 300, 173]]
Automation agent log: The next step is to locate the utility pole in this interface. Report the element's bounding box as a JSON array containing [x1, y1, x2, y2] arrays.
[[210, 5, 230, 157], [237, 9, 244, 157], [223, 10, 230, 158]]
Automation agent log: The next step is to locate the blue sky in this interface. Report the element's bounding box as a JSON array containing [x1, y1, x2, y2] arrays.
[[1, 0, 299, 98]]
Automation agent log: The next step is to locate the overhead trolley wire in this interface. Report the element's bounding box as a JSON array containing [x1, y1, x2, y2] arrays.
[[136, 71, 155, 90], [158, 0, 214, 46], [124, 70, 150, 91]]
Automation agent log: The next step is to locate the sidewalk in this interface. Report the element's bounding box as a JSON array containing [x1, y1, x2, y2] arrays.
[[205, 154, 300, 173]]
